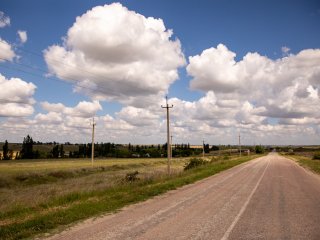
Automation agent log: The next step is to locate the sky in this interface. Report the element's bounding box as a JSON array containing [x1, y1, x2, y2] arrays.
[[0, 0, 320, 145]]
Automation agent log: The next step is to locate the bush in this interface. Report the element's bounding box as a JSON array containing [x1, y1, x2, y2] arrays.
[[223, 155, 230, 160], [125, 171, 140, 182], [313, 152, 320, 160], [48, 170, 75, 179], [255, 145, 265, 154], [184, 158, 207, 170]]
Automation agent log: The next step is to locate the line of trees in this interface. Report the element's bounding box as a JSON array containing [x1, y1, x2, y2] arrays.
[[69, 143, 201, 158], [1, 135, 205, 160], [4, 135, 258, 160]]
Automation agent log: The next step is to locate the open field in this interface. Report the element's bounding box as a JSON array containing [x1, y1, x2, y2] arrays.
[[0, 155, 262, 239], [0, 158, 185, 212]]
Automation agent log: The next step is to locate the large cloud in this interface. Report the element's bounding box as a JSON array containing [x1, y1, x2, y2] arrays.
[[0, 38, 16, 62], [0, 74, 36, 117], [187, 44, 320, 120], [44, 3, 185, 106]]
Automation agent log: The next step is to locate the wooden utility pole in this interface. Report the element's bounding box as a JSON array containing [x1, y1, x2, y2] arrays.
[[239, 132, 241, 157], [162, 96, 173, 174], [203, 140, 205, 158], [170, 135, 173, 161], [91, 117, 96, 166]]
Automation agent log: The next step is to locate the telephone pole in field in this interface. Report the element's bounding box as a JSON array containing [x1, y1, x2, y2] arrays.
[[91, 117, 96, 166], [202, 139, 205, 158], [171, 135, 173, 161], [162, 96, 173, 174], [239, 132, 241, 157]]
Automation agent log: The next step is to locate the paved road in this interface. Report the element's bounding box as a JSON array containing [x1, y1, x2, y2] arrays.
[[47, 153, 320, 240]]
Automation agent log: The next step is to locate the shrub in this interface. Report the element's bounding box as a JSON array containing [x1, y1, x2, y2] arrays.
[[14, 173, 50, 185], [184, 158, 207, 170], [313, 152, 320, 160], [125, 171, 140, 182], [48, 170, 75, 179], [223, 155, 230, 160], [255, 145, 265, 154]]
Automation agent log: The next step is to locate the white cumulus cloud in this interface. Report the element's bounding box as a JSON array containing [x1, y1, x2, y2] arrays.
[[40, 100, 102, 118], [44, 3, 185, 106], [0, 74, 36, 117], [0, 38, 16, 62], [187, 44, 320, 121], [116, 106, 159, 127], [35, 112, 63, 124], [17, 30, 27, 44]]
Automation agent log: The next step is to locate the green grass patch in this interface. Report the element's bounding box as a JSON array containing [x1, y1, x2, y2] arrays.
[[0, 155, 261, 240]]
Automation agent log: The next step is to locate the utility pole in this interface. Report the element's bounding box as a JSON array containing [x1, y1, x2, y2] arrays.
[[202, 139, 205, 158], [171, 135, 173, 161], [91, 117, 96, 166], [161, 96, 173, 174], [239, 132, 241, 157]]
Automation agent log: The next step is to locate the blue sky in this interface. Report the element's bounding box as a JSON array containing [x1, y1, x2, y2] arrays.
[[0, 0, 320, 144]]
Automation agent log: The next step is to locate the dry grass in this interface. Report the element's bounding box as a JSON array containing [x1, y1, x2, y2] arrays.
[[0, 158, 187, 213]]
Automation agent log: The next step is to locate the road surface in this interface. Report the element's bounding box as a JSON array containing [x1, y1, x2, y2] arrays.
[[46, 153, 320, 240]]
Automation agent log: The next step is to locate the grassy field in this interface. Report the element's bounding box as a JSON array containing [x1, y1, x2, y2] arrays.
[[282, 153, 320, 175], [0, 155, 262, 239]]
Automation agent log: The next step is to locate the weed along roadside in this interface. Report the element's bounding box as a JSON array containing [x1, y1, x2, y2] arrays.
[[0, 155, 263, 239]]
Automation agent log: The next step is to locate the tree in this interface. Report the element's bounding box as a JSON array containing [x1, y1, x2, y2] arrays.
[[2, 140, 10, 160], [211, 145, 219, 151], [51, 145, 59, 158], [20, 135, 34, 159], [204, 144, 210, 153], [59, 144, 64, 158], [255, 145, 265, 154]]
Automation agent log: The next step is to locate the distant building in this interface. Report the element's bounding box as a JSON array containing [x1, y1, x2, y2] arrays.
[[0, 150, 20, 160]]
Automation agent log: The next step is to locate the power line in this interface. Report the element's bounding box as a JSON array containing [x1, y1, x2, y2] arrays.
[[0, 58, 115, 101], [0, 39, 105, 79], [1, 38, 128, 101], [0, 98, 33, 105]]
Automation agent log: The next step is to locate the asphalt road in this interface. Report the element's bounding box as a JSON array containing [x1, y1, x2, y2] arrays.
[[47, 153, 320, 240]]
